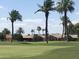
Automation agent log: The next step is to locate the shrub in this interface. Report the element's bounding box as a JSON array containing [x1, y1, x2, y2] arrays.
[[14, 34, 23, 41], [0, 33, 4, 41], [48, 35, 57, 41], [68, 36, 78, 41], [33, 34, 44, 41]]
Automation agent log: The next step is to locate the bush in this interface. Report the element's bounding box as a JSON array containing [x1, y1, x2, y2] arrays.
[[48, 35, 57, 41], [14, 34, 23, 41], [0, 33, 4, 41], [68, 36, 78, 41], [33, 34, 44, 41]]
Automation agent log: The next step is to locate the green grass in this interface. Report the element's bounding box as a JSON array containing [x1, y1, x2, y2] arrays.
[[0, 41, 79, 59]]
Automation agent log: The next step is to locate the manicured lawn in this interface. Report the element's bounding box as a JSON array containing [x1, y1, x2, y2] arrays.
[[0, 41, 79, 59]]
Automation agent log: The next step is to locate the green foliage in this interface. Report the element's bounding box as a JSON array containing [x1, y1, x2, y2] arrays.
[[67, 36, 78, 41], [68, 23, 76, 34], [37, 26, 41, 35], [2, 28, 11, 40], [48, 35, 57, 41], [37, 26, 41, 32], [8, 10, 22, 40], [74, 23, 79, 37], [0, 32, 4, 41], [56, 0, 74, 13], [31, 29, 35, 35], [14, 34, 23, 41], [33, 34, 44, 41], [16, 27, 24, 34], [2, 28, 10, 35], [35, 0, 55, 44], [56, 0, 75, 41], [9, 10, 22, 22], [75, 23, 79, 29], [35, 0, 55, 13]]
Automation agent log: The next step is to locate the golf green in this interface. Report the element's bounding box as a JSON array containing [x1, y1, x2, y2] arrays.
[[0, 41, 78, 59]]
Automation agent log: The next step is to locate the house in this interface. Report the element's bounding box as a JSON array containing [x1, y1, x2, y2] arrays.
[[5, 34, 12, 41], [51, 33, 63, 40], [22, 35, 33, 41], [70, 35, 78, 38]]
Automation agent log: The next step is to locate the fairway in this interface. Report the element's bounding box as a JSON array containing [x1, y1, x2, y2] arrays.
[[0, 41, 79, 59]]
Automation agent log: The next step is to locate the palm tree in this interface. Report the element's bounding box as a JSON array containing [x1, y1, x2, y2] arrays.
[[68, 22, 75, 34], [60, 16, 71, 39], [37, 26, 41, 35], [16, 27, 24, 35], [56, 0, 74, 41], [2, 28, 11, 39], [8, 10, 22, 42], [60, 16, 65, 38], [35, 0, 55, 44], [74, 23, 79, 37], [31, 29, 35, 35], [42, 29, 45, 35], [2, 28, 10, 35]]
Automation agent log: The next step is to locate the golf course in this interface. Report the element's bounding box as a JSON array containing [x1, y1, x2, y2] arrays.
[[0, 41, 79, 59]]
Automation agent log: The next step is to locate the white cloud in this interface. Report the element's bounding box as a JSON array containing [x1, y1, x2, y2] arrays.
[[0, 18, 62, 34], [0, 17, 6, 20], [0, 6, 4, 9], [71, 19, 79, 24], [75, 12, 79, 15]]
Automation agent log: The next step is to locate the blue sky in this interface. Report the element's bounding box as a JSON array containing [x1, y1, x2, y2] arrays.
[[0, 0, 79, 34]]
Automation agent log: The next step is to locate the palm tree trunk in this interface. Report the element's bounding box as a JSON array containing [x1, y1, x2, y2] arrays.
[[32, 32, 33, 35], [42, 31, 44, 35], [64, 10, 68, 41], [38, 31, 40, 35], [11, 22, 14, 42], [45, 12, 49, 44], [39, 31, 40, 35], [62, 24, 64, 39]]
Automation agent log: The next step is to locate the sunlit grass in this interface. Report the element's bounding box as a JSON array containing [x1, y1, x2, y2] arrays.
[[0, 41, 79, 59]]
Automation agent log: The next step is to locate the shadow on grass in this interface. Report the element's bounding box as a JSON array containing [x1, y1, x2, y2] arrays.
[[0, 41, 79, 46], [47, 41, 79, 46], [26, 46, 79, 59], [20, 41, 79, 46], [20, 42, 32, 45], [2, 46, 79, 59], [0, 41, 79, 59]]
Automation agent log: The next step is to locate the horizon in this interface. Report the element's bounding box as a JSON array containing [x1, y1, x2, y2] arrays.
[[0, 0, 79, 34]]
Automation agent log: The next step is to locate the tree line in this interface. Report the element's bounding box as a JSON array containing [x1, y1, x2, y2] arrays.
[[1, 0, 79, 44]]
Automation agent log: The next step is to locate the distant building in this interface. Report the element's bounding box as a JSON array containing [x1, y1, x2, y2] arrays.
[[5, 34, 12, 41], [22, 35, 33, 41], [51, 33, 63, 40], [70, 35, 78, 38]]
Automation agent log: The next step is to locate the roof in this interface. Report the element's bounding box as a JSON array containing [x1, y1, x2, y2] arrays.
[[51, 34, 62, 38], [6, 34, 12, 39], [70, 35, 78, 38], [22, 35, 33, 38]]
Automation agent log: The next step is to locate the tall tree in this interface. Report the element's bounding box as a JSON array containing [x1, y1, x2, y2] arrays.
[[42, 29, 45, 35], [2, 28, 11, 39], [60, 16, 72, 38], [74, 23, 79, 37], [56, 0, 74, 41], [8, 10, 22, 42], [2, 28, 11, 35], [35, 0, 55, 44], [37, 26, 41, 35], [68, 22, 75, 34], [16, 27, 24, 35], [31, 29, 35, 35]]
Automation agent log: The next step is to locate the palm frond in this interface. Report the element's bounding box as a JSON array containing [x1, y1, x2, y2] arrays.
[[34, 9, 44, 14], [56, 0, 75, 13]]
